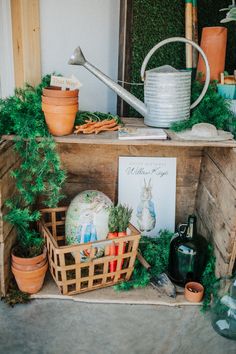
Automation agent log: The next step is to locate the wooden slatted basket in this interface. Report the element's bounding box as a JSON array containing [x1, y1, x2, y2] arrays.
[[39, 207, 141, 295]]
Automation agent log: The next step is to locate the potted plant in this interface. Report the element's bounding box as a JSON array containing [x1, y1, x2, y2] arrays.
[[116, 204, 133, 236], [11, 235, 48, 294], [0, 75, 66, 294], [107, 204, 133, 273]]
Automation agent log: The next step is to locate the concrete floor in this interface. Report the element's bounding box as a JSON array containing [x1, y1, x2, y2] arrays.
[[0, 300, 236, 354]]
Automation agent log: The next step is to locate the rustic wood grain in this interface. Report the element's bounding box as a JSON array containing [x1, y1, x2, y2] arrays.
[[196, 150, 236, 274], [0, 141, 19, 178], [117, 0, 134, 116], [206, 147, 236, 188], [0, 227, 16, 296], [11, 0, 41, 88], [198, 154, 236, 230], [0, 160, 20, 208], [57, 143, 202, 226]]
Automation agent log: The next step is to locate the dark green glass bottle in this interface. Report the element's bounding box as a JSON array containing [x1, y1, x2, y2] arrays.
[[168, 215, 208, 286]]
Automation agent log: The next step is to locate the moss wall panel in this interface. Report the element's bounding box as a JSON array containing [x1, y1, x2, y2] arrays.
[[129, 0, 236, 116]]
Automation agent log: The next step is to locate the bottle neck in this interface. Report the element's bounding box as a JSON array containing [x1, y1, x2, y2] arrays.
[[186, 216, 197, 239]]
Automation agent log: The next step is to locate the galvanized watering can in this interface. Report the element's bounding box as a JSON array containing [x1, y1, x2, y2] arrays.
[[69, 37, 210, 128]]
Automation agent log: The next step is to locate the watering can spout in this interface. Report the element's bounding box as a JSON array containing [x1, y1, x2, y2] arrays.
[[68, 47, 86, 66], [68, 47, 148, 117]]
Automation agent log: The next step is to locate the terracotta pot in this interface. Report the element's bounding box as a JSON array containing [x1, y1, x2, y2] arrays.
[[184, 282, 204, 303], [12, 261, 48, 294], [43, 86, 79, 98], [12, 258, 47, 271], [42, 96, 78, 106], [197, 27, 227, 82], [42, 102, 78, 136], [12, 247, 47, 268]]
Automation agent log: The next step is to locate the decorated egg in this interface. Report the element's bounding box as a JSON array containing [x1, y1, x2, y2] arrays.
[[65, 190, 113, 258]]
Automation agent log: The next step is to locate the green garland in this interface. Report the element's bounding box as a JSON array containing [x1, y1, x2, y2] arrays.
[[115, 231, 217, 311], [171, 80, 236, 135], [0, 76, 66, 257]]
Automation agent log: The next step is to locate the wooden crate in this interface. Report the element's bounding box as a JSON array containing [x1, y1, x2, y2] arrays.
[[39, 207, 141, 295], [0, 141, 19, 296]]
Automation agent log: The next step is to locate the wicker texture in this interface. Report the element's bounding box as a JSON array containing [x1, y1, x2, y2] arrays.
[[39, 207, 140, 295]]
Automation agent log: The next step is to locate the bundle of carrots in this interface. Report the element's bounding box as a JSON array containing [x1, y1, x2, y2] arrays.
[[74, 118, 120, 135]]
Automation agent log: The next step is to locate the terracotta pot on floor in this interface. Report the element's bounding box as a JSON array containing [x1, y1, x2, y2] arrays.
[[12, 261, 48, 294], [12, 247, 47, 271], [184, 282, 204, 303], [42, 102, 78, 136], [197, 27, 227, 82]]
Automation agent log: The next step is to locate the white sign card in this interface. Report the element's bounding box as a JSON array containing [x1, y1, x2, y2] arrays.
[[118, 157, 176, 237], [50, 75, 82, 90]]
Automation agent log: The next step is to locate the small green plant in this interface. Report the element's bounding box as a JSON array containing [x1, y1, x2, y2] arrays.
[[115, 231, 217, 312], [171, 80, 236, 136], [107, 204, 133, 233], [108, 206, 118, 233], [1, 280, 31, 307], [200, 244, 218, 312], [116, 204, 133, 232]]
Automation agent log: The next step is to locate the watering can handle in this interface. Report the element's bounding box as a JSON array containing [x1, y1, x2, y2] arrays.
[[140, 37, 210, 110]]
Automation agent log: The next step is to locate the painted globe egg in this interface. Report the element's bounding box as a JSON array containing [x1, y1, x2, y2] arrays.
[[65, 190, 113, 258]]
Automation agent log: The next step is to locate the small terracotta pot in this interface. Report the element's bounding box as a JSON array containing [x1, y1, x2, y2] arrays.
[[42, 102, 78, 136], [197, 27, 227, 82], [43, 87, 79, 98], [12, 261, 48, 294], [12, 258, 47, 271], [184, 282, 204, 303], [42, 103, 78, 114], [42, 96, 78, 106], [12, 247, 47, 268]]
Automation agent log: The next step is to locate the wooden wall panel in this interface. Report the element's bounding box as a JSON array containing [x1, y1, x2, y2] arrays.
[[196, 148, 236, 277], [57, 144, 203, 226], [0, 141, 19, 295], [11, 0, 41, 87], [0, 227, 16, 296]]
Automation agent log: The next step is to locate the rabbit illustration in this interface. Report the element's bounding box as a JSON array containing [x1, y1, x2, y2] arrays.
[[136, 178, 156, 232]]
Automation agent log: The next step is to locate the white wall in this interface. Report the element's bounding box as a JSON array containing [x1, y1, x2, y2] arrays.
[[0, 0, 15, 98], [40, 0, 120, 114]]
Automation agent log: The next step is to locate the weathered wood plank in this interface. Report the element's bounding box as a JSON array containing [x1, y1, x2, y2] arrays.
[[206, 147, 236, 188], [117, 0, 134, 116], [0, 160, 19, 208], [0, 227, 16, 296], [0, 202, 14, 243], [11, 0, 41, 87], [57, 144, 203, 227], [198, 154, 236, 230], [196, 183, 233, 262], [197, 211, 231, 278], [0, 141, 19, 178]]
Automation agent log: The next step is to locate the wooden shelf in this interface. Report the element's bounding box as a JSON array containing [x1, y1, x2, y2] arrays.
[[2, 118, 236, 148]]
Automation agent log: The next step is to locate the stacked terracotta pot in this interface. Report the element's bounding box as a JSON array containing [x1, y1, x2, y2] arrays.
[[11, 248, 48, 294], [42, 87, 79, 136]]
